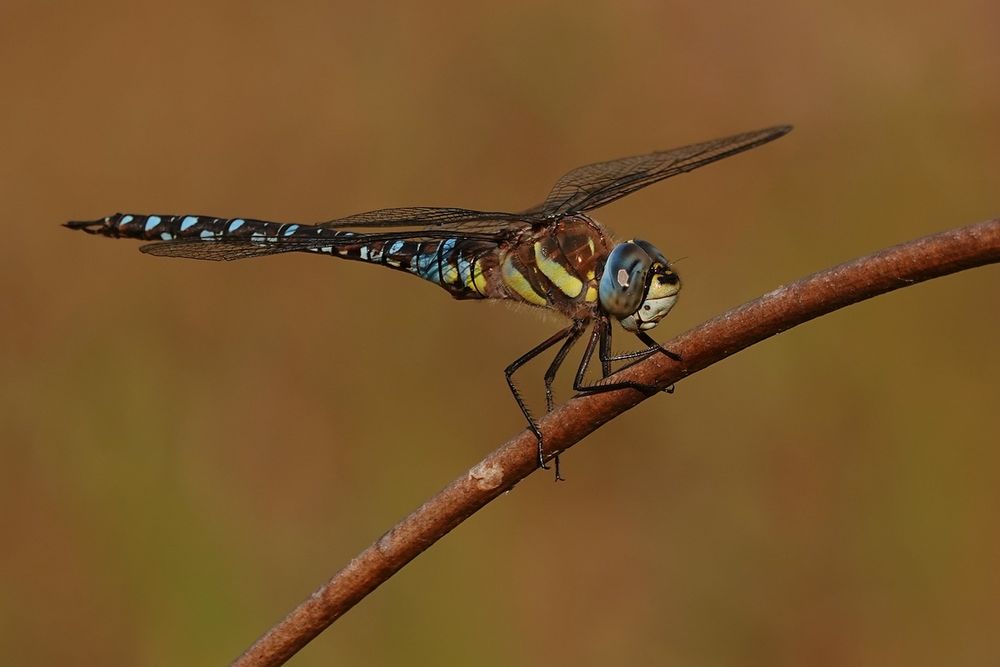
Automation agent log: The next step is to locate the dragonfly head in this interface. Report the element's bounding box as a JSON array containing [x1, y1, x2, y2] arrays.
[[599, 240, 681, 332]]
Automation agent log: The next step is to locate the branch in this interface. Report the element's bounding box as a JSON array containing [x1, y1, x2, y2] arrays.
[[233, 219, 1000, 666]]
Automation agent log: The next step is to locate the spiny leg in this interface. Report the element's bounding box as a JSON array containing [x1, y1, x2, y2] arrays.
[[598, 314, 614, 377], [635, 330, 682, 362], [504, 324, 576, 475], [573, 317, 678, 396], [574, 321, 604, 385], [538, 319, 587, 481], [633, 330, 681, 393], [597, 317, 667, 372], [543, 319, 587, 413], [583, 319, 673, 371], [601, 324, 681, 365]]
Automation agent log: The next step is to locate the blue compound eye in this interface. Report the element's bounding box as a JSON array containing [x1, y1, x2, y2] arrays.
[[599, 242, 652, 317], [633, 239, 669, 267]]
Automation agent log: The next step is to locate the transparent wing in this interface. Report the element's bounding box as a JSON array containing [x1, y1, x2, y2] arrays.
[[138, 228, 503, 261], [129, 126, 792, 261], [527, 125, 792, 217], [319, 206, 536, 234], [139, 239, 305, 261]]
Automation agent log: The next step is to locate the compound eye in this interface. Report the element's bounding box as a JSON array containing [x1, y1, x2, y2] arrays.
[[632, 239, 670, 267], [599, 243, 651, 317]]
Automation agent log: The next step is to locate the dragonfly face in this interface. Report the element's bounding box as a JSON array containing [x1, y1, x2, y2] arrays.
[[598, 239, 681, 332], [66, 124, 791, 478]]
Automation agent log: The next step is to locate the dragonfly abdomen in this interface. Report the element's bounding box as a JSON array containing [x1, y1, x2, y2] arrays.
[[337, 237, 498, 300], [66, 213, 307, 243], [67, 213, 500, 300]]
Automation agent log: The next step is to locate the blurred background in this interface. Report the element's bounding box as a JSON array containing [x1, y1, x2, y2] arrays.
[[1, 1, 998, 665]]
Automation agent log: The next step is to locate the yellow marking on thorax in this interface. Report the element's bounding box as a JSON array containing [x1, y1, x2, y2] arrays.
[[472, 259, 488, 295], [533, 242, 583, 298], [583, 270, 598, 301], [501, 256, 547, 306]]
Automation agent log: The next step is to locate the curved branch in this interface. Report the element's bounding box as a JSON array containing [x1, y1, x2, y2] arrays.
[[233, 219, 1000, 667]]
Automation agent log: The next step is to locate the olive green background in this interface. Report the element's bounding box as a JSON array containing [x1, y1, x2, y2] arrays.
[[2, 2, 998, 665]]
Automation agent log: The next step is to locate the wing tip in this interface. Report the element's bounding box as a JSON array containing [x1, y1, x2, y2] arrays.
[[137, 241, 226, 260], [754, 124, 793, 141]]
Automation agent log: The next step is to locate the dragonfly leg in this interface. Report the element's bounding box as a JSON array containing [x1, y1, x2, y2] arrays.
[[574, 317, 678, 396], [634, 330, 680, 393], [505, 323, 579, 478], [595, 329, 680, 365], [635, 330, 682, 362], [537, 320, 588, 481], [543, 320, 587, 413]]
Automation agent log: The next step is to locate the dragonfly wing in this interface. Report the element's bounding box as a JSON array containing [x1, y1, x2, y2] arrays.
[[319, 206, 536, 235], [139, 228, 508, 261], [139, 239, 308, 261], [528, 125, 792, 217]]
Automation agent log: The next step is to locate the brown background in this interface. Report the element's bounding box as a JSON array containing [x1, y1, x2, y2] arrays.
[[2, 1, 998, 665]]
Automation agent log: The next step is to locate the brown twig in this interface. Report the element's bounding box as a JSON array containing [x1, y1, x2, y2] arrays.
[[233, 219, 1000, 666]]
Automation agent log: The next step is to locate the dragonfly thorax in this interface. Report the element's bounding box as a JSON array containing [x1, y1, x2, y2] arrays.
[[598, 239, 681, 332]]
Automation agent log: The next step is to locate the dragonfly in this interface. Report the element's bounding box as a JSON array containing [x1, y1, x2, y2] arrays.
[[67, 125, 791, 478]]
